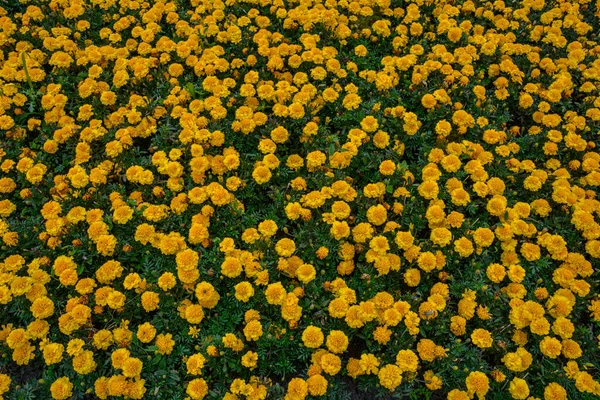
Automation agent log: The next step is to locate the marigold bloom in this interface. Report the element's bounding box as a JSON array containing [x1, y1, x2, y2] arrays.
[[186, 378, 208, 400], [50, 377, 73, 400], [465, 371, 489, 398]]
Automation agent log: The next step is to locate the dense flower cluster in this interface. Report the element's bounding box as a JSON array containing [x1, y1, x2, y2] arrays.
[[0, 0, 599, 399]]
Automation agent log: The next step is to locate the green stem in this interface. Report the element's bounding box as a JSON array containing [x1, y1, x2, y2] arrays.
[[21, 51, 34, 92]]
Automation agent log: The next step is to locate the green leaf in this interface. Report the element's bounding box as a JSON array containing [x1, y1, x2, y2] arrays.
[[185, 82, 195, 98], [328, 143, 335, 156], [151, 354, 162, 365]]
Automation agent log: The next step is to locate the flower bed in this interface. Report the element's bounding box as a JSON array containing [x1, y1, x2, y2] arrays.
[[0, 0, 599, 399]]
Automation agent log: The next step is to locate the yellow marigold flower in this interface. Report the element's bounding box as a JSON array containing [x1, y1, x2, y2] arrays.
[[243, 320, 263, 341], [450, 316, 467, 336], [221, 257, 243, 278], [316, 246, 329, 259], [252, 165, 272, 184], [379, 160, 396, 175], [447, 27, 462, 42], [275, 238, 296, 257], [454, 237, 474, 257], [502, 347, 532, 372], [49, 51, 74, 68], [241, 350, 258, 370], [27, 319, 49, 340], [404, 268, 421, 287], [157, 272, 177, 291], [111, 348, 130, 370], [418, 181, 439, 199], [421, 93, 437, 109], [544, 382, 567, 400], [320, 352, 341, 376], [395, 349, 419, 372], [373, 326, 392, 345], [30, 296, 54, 319], [366, 204, 387, 226], [322, 87, 339, 102], [471, 328, 493, 348], [257, 219, 277, 237], [0, 374, 10, 396], [465, 371, 489, 398], [424, 370, 443, 390], [358, 353, 380, 375], [487, 195, 508, 216], [435, 120, 452, 137], [96, 260, 124, 284], [122, 357, 143, 378], [96, 234, 117, 256], [447, 389, 469, 400], [306, 150, 327, 171], [325, 330, 348, 354], [100, 91, 117, 105], [155, 333, 175, 355], [524, 175, 543, 191], [509, 377, 530, 399], [416, 251, 436, 273], [539, 336, 562, 358], [519, 92, 534, 109], [574, 371, 596, 394], [186, 378, 208, 400], [473, 227, 494, 248], [378, 364, 402, 390], [242, 228, 260, 244], [306, 374, 328, 396], [328, 297, 349, 318], [431, 227, 452, 247], [288, 103, 305, 119], [184, 304, 205, 324], [136, 322, 156, 343], [441, 154, 462, 173], [286, 377, 308, 399], [186, 353, 207, 375], [286, 154, 304, 170], [234, 282, 255, 302], [43, 342, 64, 366], [73, 351, 97, 375], [92, 329, 113, 350], [360, 115, 379, 132], [106, 375, 128, 397], [141, 291, 160, 312], [270, 126, 289, 143], [329, 220, 349, 240], [371, 130, 389, 148], [342, 93, 361, 110], [0, 115, 15, 130], [296, 264, 316, 284], [50, 377, 73, 400]]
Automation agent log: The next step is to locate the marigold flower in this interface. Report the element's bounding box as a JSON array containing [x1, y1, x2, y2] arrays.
[[471, 328, 493, 349], [275, 238, 296, 257], [286, 377, 308, 399], [50, 377, 73, 400], [465, 371, 489, 398], [544, 382, 567, 400], [234, 282, 255, 302], [141, 291, 160, 312], [136, 322, 156, 343], [325, 330, 348, 354], [186, 378, 208, 400], [243, 320, 263, 341]]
